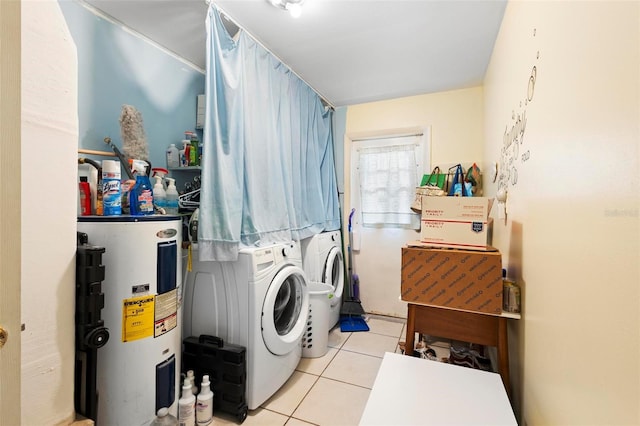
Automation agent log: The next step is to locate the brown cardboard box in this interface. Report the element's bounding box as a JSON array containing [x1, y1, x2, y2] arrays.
[[401, 246, 503, 315], [420, 197, 494, 250]]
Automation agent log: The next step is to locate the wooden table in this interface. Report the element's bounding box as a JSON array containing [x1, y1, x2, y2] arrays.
[[405, 302, 518, 398], [359, 352, 517, 426]]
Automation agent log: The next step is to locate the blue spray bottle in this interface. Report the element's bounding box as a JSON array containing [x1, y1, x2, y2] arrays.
[[129, 163, 154, 215]]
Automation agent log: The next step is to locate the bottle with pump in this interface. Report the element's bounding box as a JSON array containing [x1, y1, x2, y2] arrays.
[[165, 178, 180, 215], [150, 407, 178, 426], [153, 176, 167, 212], [178, 377, 196, 426], [129, 164, 154, 216], [196, 375, 214, 426]]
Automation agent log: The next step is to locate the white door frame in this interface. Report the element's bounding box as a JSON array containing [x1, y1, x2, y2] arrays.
[[0, 0, 22, 424]]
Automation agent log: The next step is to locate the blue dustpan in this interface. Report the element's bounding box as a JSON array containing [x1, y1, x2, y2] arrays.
[[340, 315, 369, 332]]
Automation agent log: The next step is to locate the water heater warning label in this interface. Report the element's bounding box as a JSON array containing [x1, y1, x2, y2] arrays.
[[154, 289, 178, 338], [122, 295, 155, 342]]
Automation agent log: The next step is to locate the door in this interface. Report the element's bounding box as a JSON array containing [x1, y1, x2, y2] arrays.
[[0, 1, 22, 424], [261, 266, 309, 355]]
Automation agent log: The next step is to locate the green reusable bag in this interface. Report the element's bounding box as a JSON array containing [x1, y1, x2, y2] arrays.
[[420, 166, 447, 189]]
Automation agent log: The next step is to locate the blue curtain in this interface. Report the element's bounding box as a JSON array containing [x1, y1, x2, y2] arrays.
[[199, 6, 340, 261]]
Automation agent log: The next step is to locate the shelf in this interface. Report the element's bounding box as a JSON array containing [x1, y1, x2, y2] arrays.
[[169, 167, 201, 171]]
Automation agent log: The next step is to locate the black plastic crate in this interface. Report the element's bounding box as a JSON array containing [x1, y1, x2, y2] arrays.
[[183, 335, 248, 423]]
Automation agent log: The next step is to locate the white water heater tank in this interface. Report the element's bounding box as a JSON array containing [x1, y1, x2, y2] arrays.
[[77, 215, 182, 426]]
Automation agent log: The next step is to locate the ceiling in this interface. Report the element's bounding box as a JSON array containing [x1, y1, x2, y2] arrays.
[[83, 0, 507, 107]]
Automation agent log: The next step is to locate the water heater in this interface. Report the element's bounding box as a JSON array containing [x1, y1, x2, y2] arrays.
[[77, 216, 182, 426]]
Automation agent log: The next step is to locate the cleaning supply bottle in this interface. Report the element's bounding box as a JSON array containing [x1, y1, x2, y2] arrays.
[[165, 178, 180, 215], [189, 133, 199, 167], [186, 370, 197, 395], [179, 377, 196, 426], [79, 177, 92, 216], [166, 143, 180, 169], [129, 164, 154, 216], [150, 407, 178, 426], [196, 375, 214, 426], [181, 139, 191, 167], [153, 176, 167, 212], [95, 168, 104, 216], [102, 160, 122, 216]]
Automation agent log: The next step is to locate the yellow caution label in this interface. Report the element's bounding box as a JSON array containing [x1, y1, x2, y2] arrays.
[[122, 295, 155, 342]]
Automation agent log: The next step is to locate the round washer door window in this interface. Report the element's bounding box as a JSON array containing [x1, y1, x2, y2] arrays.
[[262, 265, 309, 355], [323, 247, 344, 297]]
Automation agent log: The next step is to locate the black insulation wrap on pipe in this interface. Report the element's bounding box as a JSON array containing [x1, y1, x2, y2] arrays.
[[78, 158, 102, 171]]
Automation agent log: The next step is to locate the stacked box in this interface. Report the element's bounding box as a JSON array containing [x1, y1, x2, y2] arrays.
[[420, 196, 494, 250], [401, 246, 503, 315]]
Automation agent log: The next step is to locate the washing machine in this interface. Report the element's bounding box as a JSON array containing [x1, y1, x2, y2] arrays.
[[183, 241, 309, 410], [301, 230, 345, 329]]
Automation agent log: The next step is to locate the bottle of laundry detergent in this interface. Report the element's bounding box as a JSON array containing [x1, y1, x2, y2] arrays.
[[166, 143, 180, 169], [129, 164, 154, 216], [196, 375, 213, 426]]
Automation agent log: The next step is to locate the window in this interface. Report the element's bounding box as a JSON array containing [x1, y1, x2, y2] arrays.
[[350, 129, 430, 229]]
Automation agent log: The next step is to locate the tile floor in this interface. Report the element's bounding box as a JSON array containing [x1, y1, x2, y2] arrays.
[[212, 315, 410, 426]]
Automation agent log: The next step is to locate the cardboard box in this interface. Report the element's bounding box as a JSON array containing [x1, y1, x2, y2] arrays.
[[401, 246, 503, 315], [420, 197, 494, 250]]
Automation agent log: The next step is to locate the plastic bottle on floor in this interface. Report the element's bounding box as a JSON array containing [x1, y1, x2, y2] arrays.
[[178, 377, 196, 426], [196, 375, 214, 426]]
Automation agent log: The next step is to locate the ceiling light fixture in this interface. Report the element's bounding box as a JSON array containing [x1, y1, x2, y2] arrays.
[[267, 0, 305, 18]]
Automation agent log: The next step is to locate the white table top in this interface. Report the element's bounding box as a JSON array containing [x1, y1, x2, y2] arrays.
[[359, 352, 517, 426]]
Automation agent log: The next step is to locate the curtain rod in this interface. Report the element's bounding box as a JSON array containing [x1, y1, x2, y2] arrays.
[[210, 2, 336, 110]]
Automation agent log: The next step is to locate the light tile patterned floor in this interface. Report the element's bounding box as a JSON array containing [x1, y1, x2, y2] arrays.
[[214, 314, 407, 426]]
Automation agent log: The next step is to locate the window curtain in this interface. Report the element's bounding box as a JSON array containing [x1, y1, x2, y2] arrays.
[[358, 143, 420, 228], [199, 6, 339, 261]]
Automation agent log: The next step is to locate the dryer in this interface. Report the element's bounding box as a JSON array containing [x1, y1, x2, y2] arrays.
[[183, 241, 309, 410], [301, 230, 345, 329]]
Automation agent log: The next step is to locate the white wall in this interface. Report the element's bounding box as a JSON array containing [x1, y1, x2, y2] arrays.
[[345, 87, 485, 317], [21, 0, 78, 424], [484, 1, 639, 424]]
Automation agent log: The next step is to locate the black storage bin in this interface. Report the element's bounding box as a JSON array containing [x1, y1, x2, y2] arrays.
[[183, 335, 248, 423]]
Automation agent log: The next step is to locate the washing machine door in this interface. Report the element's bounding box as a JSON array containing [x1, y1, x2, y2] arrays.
[[261, 265, 309, 355], [323, 247, 344, 297]]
